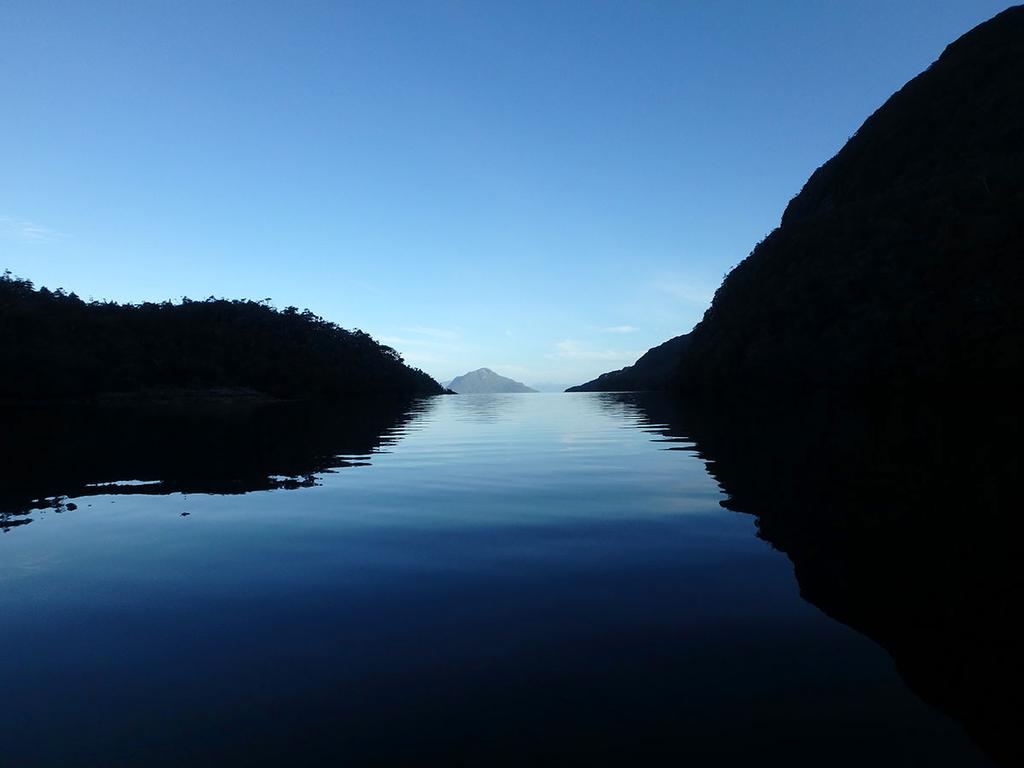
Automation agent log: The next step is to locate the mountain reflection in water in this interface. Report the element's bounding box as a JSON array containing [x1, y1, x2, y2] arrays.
[[0, 392, 1013, 766], [615, 390, 1022, 767]]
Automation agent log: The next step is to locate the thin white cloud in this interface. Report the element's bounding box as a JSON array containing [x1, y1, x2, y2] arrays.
[[0, 216, 65, 243], [379, 327, 466, 374], [604, 325, 638, 334], [401, 325, 461, 340], [549, 339, 641, 362], [378, 336, 426, 348], [655, 276, 715, 307]]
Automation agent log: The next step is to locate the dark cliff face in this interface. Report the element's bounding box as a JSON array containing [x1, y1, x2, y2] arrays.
[[618, 390, 1024, 766], [570, 5, 1024, 397], [781, 5, 1024, 230], [681, 4, 1024, 398]]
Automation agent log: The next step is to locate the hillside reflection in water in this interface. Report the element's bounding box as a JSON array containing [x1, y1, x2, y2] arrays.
[[0, 393, 1002, 766]]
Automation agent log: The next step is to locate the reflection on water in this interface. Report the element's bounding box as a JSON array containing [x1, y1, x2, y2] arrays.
[[0, 393, 1004, 766], [613, 391, 1022, 767], [0, 397, 436, 528], [447, 392, 531, 423]]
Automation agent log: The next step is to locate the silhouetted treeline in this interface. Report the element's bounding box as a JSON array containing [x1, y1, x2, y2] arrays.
[[0, 272, 445, 400], [570, 6, 1024, 397]]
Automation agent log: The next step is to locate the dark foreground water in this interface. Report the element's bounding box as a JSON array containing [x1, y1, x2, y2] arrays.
[[0, 393, 994, 766]]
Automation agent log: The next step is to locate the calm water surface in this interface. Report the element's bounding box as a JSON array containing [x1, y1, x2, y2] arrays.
[[0, 393, 991, 766]]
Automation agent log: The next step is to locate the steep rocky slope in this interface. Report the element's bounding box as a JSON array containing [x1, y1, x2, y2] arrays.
[[571, 6, 1024, 397]]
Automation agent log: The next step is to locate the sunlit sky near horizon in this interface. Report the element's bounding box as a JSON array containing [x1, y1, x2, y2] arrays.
[[1, 0, 1010, 388]]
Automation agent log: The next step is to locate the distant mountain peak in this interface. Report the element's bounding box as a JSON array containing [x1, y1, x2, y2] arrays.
[[447, 368, 537, 394]]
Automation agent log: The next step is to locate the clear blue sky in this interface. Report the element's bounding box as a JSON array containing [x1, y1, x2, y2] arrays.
[[1, 1, 1011, 388]]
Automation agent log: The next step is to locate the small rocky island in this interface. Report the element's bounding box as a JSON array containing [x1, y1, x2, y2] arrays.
[[446, 368, 536, 394]]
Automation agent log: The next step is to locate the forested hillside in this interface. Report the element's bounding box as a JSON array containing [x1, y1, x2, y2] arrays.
[[0, 272, 444, 400]]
